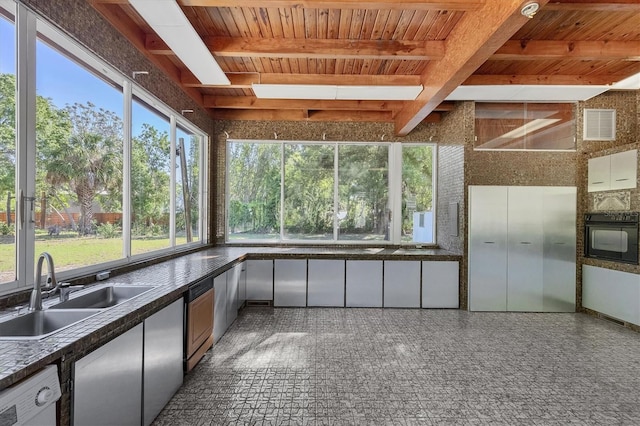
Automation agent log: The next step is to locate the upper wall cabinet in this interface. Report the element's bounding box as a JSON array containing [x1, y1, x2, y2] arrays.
[[588, 150, 637, 192]]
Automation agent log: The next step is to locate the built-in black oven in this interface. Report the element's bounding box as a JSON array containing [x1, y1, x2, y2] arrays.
[[584, 212, 639, 264]]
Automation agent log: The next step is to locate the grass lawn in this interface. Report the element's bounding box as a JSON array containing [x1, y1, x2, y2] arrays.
[[0, 235, 190, 281]]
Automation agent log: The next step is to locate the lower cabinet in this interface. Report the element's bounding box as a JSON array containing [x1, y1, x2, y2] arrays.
[[213, 272, 227, 343], [274, 259, 307, 307], [346, 260, 383, 307], [73, 324, 143, 426], [308, 259, 345, 307], [73, 299, 184, 426], [143, 299, 184, 426], [245, 260, 274, 301], [583, 265, 640, 325], [422, 261, 459, 308], [383, 261, 420, 308]]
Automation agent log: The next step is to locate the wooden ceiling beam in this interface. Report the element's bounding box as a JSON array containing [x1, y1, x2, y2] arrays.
[[394, 0, 550, 136], [493, 40, 640, 61], [205, 96, 405, 111], [464, 74, 634, 85], [147, 35, 445, 60], [182, 71, 422, 87], [177, 1, 485, 11], [211, 109, 443, 123], [544, 0, 640, 12]]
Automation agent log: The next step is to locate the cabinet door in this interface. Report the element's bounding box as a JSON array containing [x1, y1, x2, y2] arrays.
[[308, 259, 345, 307], [610, 149, 637, 190], [226, 264, 241, 325], [542, 187, 576, 312], [238, 263, 246, 308], [507, 187, 544, 312], [346, 260, 382, 307], [74, 324, 143, 426], [185, 287, 213, 358], [422, 261, 459, 308], [144, 299, 184, 426], [245, 260, 273, 301], [274, 259, 307, 307], [213, 272, 227, 343], [383, 261, 420, 308], [587, 155, 610, 192], [583, 265, 640, 325], [468, 186, 508, 311]]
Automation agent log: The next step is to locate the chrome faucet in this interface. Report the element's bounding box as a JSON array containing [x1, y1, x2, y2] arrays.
[[29, 252, 59, 311]]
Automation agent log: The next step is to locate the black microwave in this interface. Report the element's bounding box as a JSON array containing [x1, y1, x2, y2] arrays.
[[584, 212, 639, 264]]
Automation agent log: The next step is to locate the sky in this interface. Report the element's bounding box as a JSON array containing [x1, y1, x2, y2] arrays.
[[0, 16, 168, 137]]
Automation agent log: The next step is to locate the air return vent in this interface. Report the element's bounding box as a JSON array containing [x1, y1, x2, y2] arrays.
[[584, 109, 616, 141]]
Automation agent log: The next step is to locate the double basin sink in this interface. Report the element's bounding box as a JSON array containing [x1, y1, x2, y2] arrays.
[[0, 285, 155, 340]]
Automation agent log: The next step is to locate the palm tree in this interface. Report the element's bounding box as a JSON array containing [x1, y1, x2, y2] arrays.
[[43, 102, 122, 234]]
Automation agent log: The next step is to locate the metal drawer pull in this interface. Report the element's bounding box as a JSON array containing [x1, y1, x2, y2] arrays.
[[520, 242, 532, 244], [483, 241, 495, 244], [554, 242, 565, 245], [615, 178, 629, 181], [591, 181, 604, 184]]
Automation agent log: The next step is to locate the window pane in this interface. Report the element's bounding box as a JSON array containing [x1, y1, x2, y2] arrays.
[[131, 98, 171, 254], [176, 126, 200, 244], [283, 143, 334, 240], [475, 102, 576, 150], [338, 145, 389, 241], [402, 145, 434, 243], [35, 28, 124, 273], [227, 142, 280, 241], [0, 4, 16, 284]]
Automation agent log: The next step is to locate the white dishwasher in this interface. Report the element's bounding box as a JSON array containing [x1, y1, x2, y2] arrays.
[[0, 365, 61, 425]]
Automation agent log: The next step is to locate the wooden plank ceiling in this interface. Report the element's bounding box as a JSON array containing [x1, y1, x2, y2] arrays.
[[89, 0, 640, 135]]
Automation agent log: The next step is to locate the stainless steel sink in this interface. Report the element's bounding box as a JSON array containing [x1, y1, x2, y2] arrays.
[[0, 309, 101, 340], [50, 286, 155, 310]]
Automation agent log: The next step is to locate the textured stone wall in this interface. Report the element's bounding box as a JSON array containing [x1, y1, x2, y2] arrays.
[[576, 91, 640, 324]]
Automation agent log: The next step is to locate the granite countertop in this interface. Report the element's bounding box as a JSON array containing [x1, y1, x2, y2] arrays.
[[0, 245, 460, 389]]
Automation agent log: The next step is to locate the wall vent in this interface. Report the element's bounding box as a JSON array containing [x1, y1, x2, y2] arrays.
[[583, 109, 616, 141]]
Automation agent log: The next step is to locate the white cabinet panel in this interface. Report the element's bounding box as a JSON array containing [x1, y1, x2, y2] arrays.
[[383, 261, 420, 308], [542, 187, 576, 312], [469, 185, 576, 313], [238, 263, 246, 308], [583, 265, 640, 325], [308, 259, 345, 307], [74, 324, 143, 426], [610, 149, 637, 190], [468, 186, 508, 311], [588, 155, 611, 192], [422, 261, 459, 308], [346, 260, 383, 307], [245, 259, 273, 300], [588, 150, 637, 192], [143, 299, 184, 426], [507, 187, 544, 312], [274, 259, 307, 307], [213, 272, 227, 343], [226, 264, 242, 325]]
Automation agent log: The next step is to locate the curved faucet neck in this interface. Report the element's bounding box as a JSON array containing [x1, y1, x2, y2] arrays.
[[29, 252, 58, 311]]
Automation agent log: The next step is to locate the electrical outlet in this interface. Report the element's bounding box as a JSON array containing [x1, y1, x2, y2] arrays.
[[96, 271, 110, 281]]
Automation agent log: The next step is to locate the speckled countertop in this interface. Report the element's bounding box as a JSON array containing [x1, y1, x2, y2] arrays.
[[0, 246, 460, 389]]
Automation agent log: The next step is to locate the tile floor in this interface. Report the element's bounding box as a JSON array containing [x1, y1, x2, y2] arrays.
[[153, 308, 640, 425]]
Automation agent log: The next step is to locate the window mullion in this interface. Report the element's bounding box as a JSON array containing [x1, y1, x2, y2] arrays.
[[15, 3, 36, 288], [333, 143, 339, 242], [122, 80, 132, 258], [170, 115, 176, 247], [280, 142, 285, 241]]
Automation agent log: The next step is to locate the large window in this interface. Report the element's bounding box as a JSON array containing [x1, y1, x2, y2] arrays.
[[227, 140, 435, 245], [0, 1, 207, 294]]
